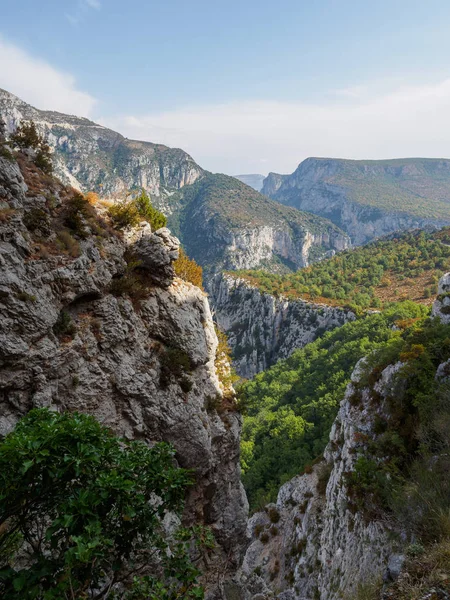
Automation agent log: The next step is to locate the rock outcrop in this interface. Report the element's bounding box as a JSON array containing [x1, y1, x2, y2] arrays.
[[209, 274, 355, 378], [0, 152, 248, 595], [432, 271, 450, 324], [0, 88, 204, 213], [262, 158, 450, 245]]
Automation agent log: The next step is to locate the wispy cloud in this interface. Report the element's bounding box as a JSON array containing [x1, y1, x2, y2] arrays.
[[102, 78, 450, 174], [0, 37, 97, 117], [66, 0, 101, 26]]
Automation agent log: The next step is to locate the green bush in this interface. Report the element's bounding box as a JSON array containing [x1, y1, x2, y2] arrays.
[[0, 409, 205, 599], [108, 191, 167, 231], [10, 121, 52, 174], [134, 190, 167, 230]]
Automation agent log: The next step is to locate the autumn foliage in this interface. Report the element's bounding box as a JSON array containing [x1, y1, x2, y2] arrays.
[[174, 247, 203, 288]]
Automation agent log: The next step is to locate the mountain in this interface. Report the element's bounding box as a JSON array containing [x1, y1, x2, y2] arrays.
[[234, 173, 265, 191], [0, 89, 350, 276], [1, 119, 449, 600], [210, 272, 355, 378], [262, 157, 450, 244], [172, 173, 350, 277], [0, 88, 205, 214]]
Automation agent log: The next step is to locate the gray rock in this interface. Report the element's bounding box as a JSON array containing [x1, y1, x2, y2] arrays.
[[0, 151, 248, 597], [133, 226, 180, 287], [209, 273, 355, 378], [432, 272, 450, 324], [384, 553, 405, 582]]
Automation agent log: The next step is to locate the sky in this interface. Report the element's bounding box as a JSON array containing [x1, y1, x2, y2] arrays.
[[2, 0, 450, 174]]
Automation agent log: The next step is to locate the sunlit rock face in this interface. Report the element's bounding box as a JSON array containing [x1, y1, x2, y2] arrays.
[[209, 273, 355, 378], [0, 152, 248, 597]]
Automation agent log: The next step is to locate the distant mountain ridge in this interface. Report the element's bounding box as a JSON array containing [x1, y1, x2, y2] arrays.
[[173, 173, 350, 277], [262, 157, 450, 244]]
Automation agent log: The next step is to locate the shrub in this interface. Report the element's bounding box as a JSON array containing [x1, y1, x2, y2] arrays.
[[10, 121, 41, 149], [159, 346, 193, 389], [23, 208, 49, 233], [52, 310, 76, 338], [108, 191, 167, 231], [10, 121, 53, 174], [0, 408, 204, 599], [56, 230, 81, 257], [63, 192, 91, 238], [174, 247, 203, 288], [108, 197, 141, 229], [267, 506, 281, 523], [134, 189, 167, 230]]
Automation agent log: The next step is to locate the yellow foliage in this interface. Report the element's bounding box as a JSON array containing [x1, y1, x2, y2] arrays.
[[173, 248, 203, 289], [85, 191, 100, 205]]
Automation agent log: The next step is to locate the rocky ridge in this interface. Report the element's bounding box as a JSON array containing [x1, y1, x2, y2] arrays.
[[226, 275, 450, 599], [0, 151, 248, 596], [1, 91, 351, 277], [176, 173, 350, 278], [209, 273, 355, 378], [263, 157, 450, 244], [0, 88, 204, 213]]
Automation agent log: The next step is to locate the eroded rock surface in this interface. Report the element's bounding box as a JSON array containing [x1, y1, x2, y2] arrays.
[[209, 273, 355, 378], [0, 153, 248, 596]]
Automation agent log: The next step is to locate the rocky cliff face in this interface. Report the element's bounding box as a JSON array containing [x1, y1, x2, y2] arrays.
[[0, 88, 204, 212], [209, 274, 355, 379], [229, 360, 399, 600], [262, 158, 450, 245], [177, 173, 350, 278], [226, 274, 450, 600], [0, 151, 248, 596]]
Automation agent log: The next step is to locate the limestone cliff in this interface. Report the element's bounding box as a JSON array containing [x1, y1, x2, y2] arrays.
[[0, 88, 204, 213], [0, 150, 248, 596], [176, 173, 350, 278], [209, 274, 355, 379], [262, 158, 450, 245]]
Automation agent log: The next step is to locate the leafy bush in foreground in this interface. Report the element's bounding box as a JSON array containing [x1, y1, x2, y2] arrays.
[[0, 409, 206, 599]]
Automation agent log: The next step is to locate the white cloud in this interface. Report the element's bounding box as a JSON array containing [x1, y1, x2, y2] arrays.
[[102, 78, 450, 175], [85, 0, 101, 8], [0, 37, 96, 117]]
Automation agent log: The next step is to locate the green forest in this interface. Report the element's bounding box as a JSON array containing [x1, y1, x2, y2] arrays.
[[233, 228, 450, 310], [239, 301, 430, 509]]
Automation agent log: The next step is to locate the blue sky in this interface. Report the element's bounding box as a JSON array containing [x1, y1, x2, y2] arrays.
[[2, 0, 450, 173]]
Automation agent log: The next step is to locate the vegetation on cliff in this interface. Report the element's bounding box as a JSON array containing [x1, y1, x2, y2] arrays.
[[0, 409, 208, 599], [233, 228, 450, 310], [239, 302, 429, 509], [108, 189, 167, 231]]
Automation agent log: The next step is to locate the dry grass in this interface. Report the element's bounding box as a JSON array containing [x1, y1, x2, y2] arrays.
[[384, 540, 450, 600]]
